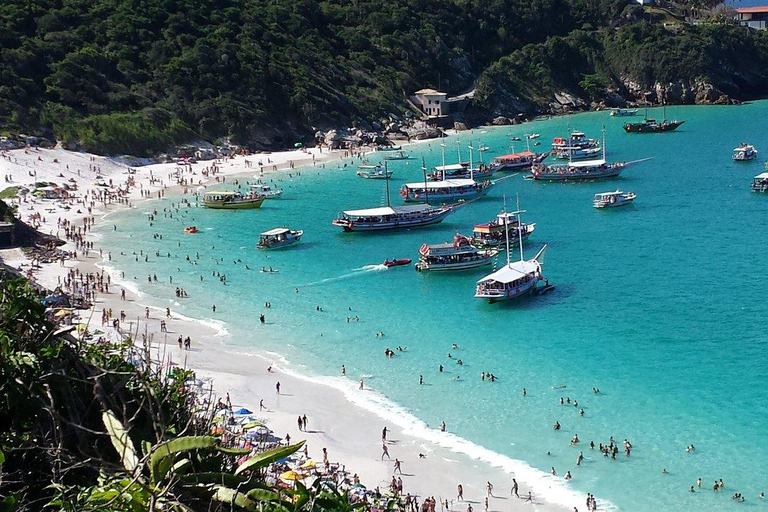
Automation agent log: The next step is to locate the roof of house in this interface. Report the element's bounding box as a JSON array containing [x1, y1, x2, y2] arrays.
[[414, 88, 447, 96], [736, 6, 768, 13]]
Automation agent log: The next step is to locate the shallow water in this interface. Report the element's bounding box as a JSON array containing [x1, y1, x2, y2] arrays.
[[100, 101, 768, 511]]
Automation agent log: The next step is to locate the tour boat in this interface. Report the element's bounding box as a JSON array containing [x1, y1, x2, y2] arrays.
[[400, 178, 493, 203], [751, 172, 768, 192], [428, 163, 493, 181], [383, 151, 411, 161], [250, 182, 284, 198], [551, 132, 599, 151], [356, 165, 394, 179], [610, 108, 639, 117], [332, 205, 452, 231], [415, 235, 499, 271], [383, 258, 412, 268], [531, 159, 627, 181], [552, 146, 602, 160], [593, 190, 636, 208], [475, 208, 548, 303], [733, 144, 758, 162], [468, 211, 535, 249], [184, 226, 199, 234], [257, 228, 303, 249], [490, 151, 549, 171], [203, 190, 265, 209], [376, 145, 402, 151], [623, 105, 684, 133]]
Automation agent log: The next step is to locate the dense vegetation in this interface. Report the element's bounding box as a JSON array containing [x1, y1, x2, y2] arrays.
[[0, 277, 394, 511], [1, 0, 768, 154]]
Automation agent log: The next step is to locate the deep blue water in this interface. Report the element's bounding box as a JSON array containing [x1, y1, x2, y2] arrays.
[[100, 102, 768, 511]]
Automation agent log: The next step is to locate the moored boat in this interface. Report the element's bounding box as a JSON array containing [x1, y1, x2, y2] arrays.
[[332, 205, 452, 231], [400, 178, 493, 203], [610, 108, 639, 117], [428, 163, 492, 181], [552, 146, 602, 160], [469, 211, 535, 249], [250, 181, 284, 198], [531, 158, 627, 181], [552, 132, 599, 152], [376, 144, 402, 151], [383, 151, 410, 161], [751, 172, 768, 192], [623, 105, 684, 133], [256, 228, 303, 249], [203, 190, 265, 209], [356, 165, 394, 179], [415, 235, 498, 271], [733, 144, 758, 162], [184, 226, 199, 234], [593, 190, 636, 208], [490, 151, 549, 171], [475, 207, 548, 303]]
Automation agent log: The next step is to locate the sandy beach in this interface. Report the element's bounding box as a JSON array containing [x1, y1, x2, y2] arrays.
[[0, 143, 578, 512]]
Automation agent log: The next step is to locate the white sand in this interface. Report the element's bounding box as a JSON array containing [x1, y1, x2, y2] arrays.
[[0, 144, 580, 512]]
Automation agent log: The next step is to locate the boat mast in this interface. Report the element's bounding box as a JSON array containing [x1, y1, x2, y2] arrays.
[[468, 141, 474, 181], [516, 194, 524, 263], [385, 161, 390, 207], [422, 157, 430, 204], [440, 142, 446, 176], [503, 197, 511, 268], [602, 125, 606, 161]]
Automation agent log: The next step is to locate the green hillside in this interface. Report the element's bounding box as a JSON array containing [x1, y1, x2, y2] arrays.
[[1, 0, 767, 154]]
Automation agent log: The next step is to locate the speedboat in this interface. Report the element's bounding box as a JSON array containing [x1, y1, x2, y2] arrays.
[[184, 226, 199, 234], [250, 182, 284, 198], [257, 228, 303, 249], [357, 165, 394, 179], [733, 144, 758, 162], [610, 108, 639, 117], [383, 258, 412, 268], [416, 235, 498, 271], [751, 172, 768, 192], [593, 190, 636, 208]]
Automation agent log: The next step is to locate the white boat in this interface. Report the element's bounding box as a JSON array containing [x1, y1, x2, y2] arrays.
[[475, 208, 548, 303], [383, 151, 410, 161], [527, 133, 540, 139], [609, 108, 639, 117], [751, 172, 768, 192], [332, 204, 452, 231], [551, 132, 599, 151], [552, 146, 602, 160], [400, 178, 493, 203], [469, 211, 535, 249], [593, 190, 636, 208], [531, 158, 627, 181], [428, 163, 493, 181], [490, 151, 549, 171], [257, 228, 303, 249], [376, 144, 402, 151], [356, 165, 394, 179], [250, 182, 284, 198], [733, 144, 758, 162], [415, 235, 499, 271]]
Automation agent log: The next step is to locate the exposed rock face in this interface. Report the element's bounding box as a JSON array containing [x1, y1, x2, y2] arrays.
[[492, 116, 511, 125]]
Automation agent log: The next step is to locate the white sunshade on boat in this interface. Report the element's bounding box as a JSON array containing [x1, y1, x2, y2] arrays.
[[404, 178, 478, 189], [341, 205, 432, 217], [434, 163, 468, 171], [261, 228, 291, 236], [568, 159, 606, 168], [477, 260, 539, 285], [754, 172, 768, 179]]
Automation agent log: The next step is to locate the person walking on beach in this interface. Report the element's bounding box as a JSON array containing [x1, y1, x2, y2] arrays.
[[381, 443, 391, 460], [457, 484, 464, 501], [394, 458, 402, 474], [525, 492, 532, 503], [276, 381, 281, 394], [297, 415, 303, 431], [359, 378, 364, 390], [382, 427, 388, 441], [486, 481, 494, 497], [302, 414, 307, 431], [511, 478, 519, 498]]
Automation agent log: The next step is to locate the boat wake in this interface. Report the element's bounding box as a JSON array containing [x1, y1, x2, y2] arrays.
[[300, 264, 388, 287]]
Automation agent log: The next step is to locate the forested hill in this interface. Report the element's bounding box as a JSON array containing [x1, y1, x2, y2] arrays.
[[2, 0, 768, 155]]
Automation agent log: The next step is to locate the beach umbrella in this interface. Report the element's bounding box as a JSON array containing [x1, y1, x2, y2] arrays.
[[242, 420, 262, 430], [300, 460, 317, 469], [233, 407, 252, 415], [280, 470, 306, 482], [76, 323, 88, 333], [54, 308, 74, 318]]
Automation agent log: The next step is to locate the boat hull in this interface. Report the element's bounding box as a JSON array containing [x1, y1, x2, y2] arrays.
[[203, 198, 265, 209], [402, 186, 491, 204], [623, 120, 684, 133], [475, 279, 539, 303], [531, 167, 624, 181]]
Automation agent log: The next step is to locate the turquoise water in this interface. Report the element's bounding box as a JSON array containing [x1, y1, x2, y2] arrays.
[[100, 101, 768, 511]]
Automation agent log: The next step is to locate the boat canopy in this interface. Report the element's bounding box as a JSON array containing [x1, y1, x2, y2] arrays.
[[341, 204, 432, 217], [204, 191, 238, 196], [594, 190, 622, 198], [434, 163, 468, 171], [569, 159, 606, 168], [754, 172, 768, 180], [494, 152, 534, 161], [404, 178, 477, 189], [476, 260, 539, 285], [261, 228, 291, 236]]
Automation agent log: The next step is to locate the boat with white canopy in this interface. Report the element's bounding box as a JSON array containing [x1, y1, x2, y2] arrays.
[[415, 235, 498, 271]]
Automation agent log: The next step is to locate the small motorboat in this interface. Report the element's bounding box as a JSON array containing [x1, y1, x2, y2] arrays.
[[527, 133, 540, 139], [184, 226, 199, 234], [593, 190, 636, 208], [383, 258, 412, 268]]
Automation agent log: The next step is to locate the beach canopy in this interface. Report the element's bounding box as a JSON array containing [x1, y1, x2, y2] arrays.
[[241, 420, 262, 430], [280, 470, 306, 481], [300, 459, 316, 468], [233, 407, 253, 415]]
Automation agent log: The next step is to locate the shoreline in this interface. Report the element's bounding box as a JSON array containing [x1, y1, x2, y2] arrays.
[[1, 144, 585, 512]]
